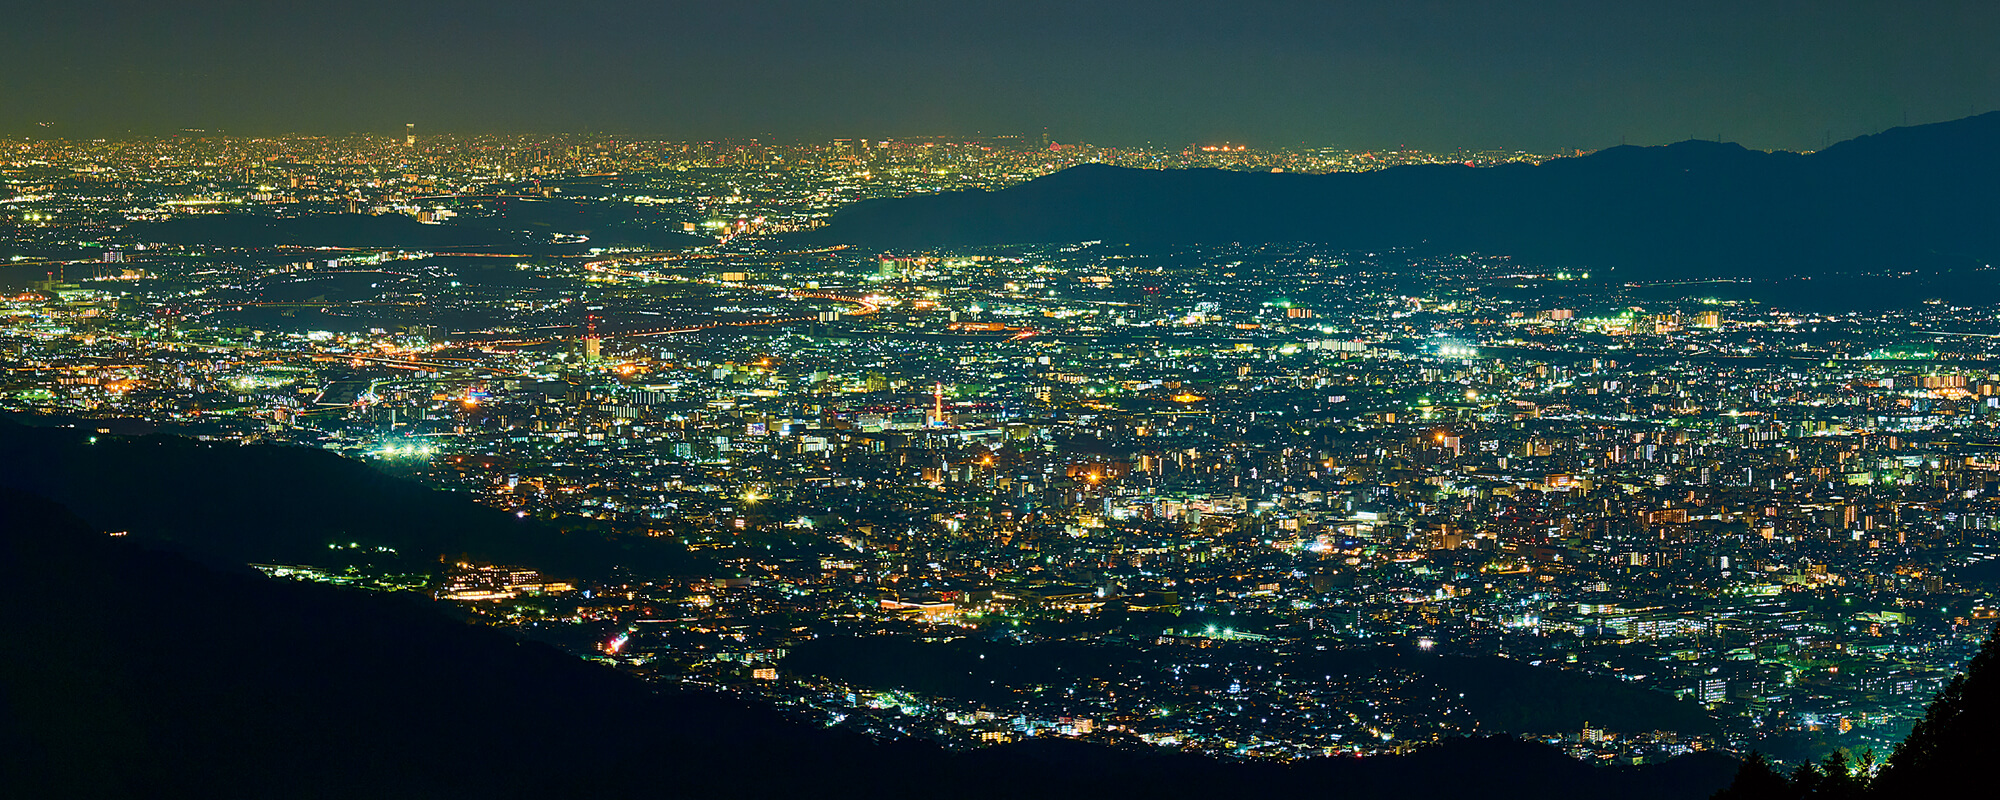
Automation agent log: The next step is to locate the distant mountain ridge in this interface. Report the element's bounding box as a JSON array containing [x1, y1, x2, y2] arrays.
[[805, 113, 2000, 281]]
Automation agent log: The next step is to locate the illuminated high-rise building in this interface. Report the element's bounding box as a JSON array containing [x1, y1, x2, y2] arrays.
[[405, 123, 416, 147]]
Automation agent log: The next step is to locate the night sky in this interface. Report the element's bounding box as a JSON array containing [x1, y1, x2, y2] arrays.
[[5, 0, 1998, 150]]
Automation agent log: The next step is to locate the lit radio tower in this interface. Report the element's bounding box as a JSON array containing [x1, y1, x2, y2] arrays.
[[582, 314, 601, 360]]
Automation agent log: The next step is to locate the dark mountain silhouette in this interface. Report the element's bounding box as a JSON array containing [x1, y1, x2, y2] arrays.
[[3, 415, 1715, 745], [0, 487, 884, 799], [0, 451, 1741, 798], [0, 416, 699, 579], [806, 113, 2000, 281]]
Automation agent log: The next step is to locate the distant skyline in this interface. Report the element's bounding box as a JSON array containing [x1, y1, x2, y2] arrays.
[[5, 0, 1998, 151]]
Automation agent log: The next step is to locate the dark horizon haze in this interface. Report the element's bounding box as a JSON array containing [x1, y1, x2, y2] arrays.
[[4, 0, 1998, 151]]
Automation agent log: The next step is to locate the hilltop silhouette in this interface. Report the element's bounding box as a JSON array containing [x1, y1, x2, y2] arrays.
[[807, 113, 2000, 282], [0, 416, 699, 579], [0, 429, 1742, 799], [1709, 622, 2000, 799]]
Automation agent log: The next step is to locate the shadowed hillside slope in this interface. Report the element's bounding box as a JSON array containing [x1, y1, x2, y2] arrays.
[[0, 417, 698, 579], [0, 486, 1739, 799]]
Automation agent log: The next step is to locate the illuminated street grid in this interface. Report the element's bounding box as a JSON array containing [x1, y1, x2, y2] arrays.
[[6, 133, 2000, 765]]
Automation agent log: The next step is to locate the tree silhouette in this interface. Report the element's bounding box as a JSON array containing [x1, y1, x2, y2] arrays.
[[1710, 623, 2000, 799], [1711, 752, 1789, 800], [1812, 751, 1866, 800], [1872, 622, 2000, 796]]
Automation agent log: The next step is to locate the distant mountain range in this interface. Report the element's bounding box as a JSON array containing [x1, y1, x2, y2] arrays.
[[806, 113, 2000, 281]]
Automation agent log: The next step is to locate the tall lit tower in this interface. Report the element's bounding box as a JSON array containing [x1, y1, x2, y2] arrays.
[[582, 314, 602, 360], [405, 123, 416, 147], [930, 382, 945, 427]]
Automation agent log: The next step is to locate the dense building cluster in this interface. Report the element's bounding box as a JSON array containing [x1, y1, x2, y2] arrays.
[[1, 132, 1567, 250], [4, 133, 1994, 766]]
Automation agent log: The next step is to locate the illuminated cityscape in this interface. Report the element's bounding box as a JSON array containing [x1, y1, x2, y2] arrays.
[[7, 128, 2000, 774], [9, 3, 2000, 797]]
